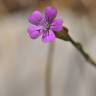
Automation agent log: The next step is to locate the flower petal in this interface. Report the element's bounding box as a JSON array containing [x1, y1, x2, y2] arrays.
[[42, 30, 56, 43], [27, 25, 42, 39], [28, 11, 43, 25], [51, 19, 63, 32], [45, 6, 57, 23]]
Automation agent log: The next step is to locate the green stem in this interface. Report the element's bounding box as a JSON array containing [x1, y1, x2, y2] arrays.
[[55, 27, 96, 67], [68, 35, 96, 66]]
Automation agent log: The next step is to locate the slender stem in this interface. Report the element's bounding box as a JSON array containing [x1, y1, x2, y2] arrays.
[[68, 35, 96, 66], [45, 43, 55, 96], [55, 27, 96, 67]]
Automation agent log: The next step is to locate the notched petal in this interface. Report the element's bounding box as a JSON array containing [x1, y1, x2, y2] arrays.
[[51, 19, 63, 32], [27, 25, 42, 39], [28, 10, 43, 25], [42, 30, 56, 43], [45, 6, 57, 22]]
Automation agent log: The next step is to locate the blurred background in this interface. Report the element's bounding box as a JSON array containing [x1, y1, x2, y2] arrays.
[[0, 0, 96, 96]]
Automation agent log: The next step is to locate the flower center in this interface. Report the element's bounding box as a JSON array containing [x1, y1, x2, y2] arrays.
[[40, 18, 50, 32]]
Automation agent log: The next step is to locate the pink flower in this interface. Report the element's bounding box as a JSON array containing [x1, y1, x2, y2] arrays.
[[27, 6, 63, 43]]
